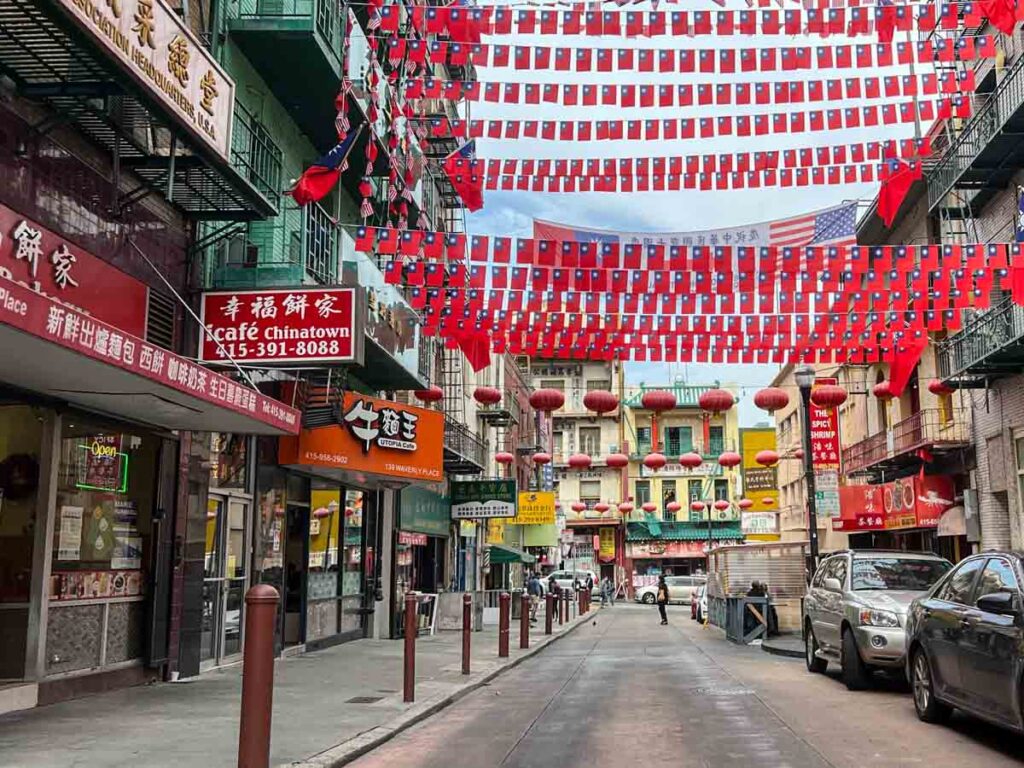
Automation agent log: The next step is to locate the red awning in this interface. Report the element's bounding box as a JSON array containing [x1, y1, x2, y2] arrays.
[[0, 276, 299, 435]]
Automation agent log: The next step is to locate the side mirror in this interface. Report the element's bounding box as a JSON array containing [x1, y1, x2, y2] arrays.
[[823, 577, 843, 592], [976, 591, 1020, 617]]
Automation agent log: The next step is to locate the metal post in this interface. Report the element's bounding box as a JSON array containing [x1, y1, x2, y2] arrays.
[[545, 593, 553, 635], [579, 587, 585, 615], [558, 592, 565, 625], [237, 584, 280, 768], [800, 385, 820, 578], [498, 592, 510, 657], [461, 592, 471, 675], [403, 593, 417, 702], [519, 593, 529, 649]]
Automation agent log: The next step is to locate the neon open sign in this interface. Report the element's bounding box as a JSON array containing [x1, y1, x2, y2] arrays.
[[76, 437, 129, 493]]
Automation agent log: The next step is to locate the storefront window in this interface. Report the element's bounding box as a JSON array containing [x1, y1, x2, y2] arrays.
[[209, 432, 247, 489], [341, 489, 365, 633], [49, 420, 159, 674], [0, 405, 43, 679]]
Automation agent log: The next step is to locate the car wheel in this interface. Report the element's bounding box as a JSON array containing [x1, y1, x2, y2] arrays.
[[841, 628, 871, 691], [641, 593, 655, 604], [805, 624, 828, 674], [911, 648, 952, 724]]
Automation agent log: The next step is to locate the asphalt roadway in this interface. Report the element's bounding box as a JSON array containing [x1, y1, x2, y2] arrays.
[[350, 603, 1024, 768]]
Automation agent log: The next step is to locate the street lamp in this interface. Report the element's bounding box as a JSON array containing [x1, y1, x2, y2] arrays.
[[794, 365, 820, 580]]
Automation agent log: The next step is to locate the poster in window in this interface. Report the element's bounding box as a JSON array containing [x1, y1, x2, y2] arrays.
[[57, 505, 84, 561], [81, 500, 117, 561]]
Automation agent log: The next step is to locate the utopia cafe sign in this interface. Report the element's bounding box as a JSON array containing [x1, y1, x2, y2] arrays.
[[57, 0, 235, 159]]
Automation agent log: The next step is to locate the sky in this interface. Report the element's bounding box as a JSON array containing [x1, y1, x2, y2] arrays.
[[454, 0, 932, 426]]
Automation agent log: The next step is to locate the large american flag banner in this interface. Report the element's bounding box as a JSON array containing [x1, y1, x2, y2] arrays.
[[533, 201, 858, 250]]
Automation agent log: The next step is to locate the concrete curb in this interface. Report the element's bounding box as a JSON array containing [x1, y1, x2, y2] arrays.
[[286, 609, 595, 768], [760, 635, 805, 660]]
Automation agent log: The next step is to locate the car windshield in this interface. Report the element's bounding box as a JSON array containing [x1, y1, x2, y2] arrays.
[[851, 558, 951, 591]]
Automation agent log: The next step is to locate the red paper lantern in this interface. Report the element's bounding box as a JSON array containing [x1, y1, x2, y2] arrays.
[[595, 502, 610, 513], [698, 388, 735, 413], [738, 498, 754, 510], [793, 448, 805, 459], [618, 502, 634, 513], [761, 497, 776, 507], [690, 501, 706, 512], [713, 499, 731, 511], [810, 384, 848, 409], [532, 452, 551, 465], [753, 386, 789, 413], [643, 452, 667, 470], [872, 381, 894, 400], [605, 453, 629, 468], [571, 502, 586, 512], [414, 385, 443, 403], [583, 390, 619, 414], [313, 506, 332, 519], [568, 453, 592, 470], [642, 502, 657, 513], [473, 386, 502, 406], [679, 452, 703, 469], [666, 501, 682, 513], [529, 388, 565, 412], [495, 451, 515, 465], [718, 451, 742, 468], [641, 389, 677, 412], [928, 379, 955, 396], [755, 449, 780, 466]]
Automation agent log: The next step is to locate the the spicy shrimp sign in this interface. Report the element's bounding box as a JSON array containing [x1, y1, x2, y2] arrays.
[[199, 288, 361, 365]]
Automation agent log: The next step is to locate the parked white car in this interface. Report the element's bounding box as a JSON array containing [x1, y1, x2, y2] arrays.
[[635, 575, 706, 605], [547, 569, 598, 594]]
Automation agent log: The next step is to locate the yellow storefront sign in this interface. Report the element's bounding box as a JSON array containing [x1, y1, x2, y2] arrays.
[[598, 527, 616, 560], [486, 518, 506, 544], [514, 492, 556, 525]]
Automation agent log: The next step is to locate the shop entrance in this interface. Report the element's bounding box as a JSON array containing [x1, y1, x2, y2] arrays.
[[283, 504, 309, 647], [201, 494, 251, 669]]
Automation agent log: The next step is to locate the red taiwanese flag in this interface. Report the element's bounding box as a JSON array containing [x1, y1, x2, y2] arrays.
[[443, 140, 484, 212], [878, 159, 920, 227], [288, 123, 362, 206], [980, 0, 1017, 33]]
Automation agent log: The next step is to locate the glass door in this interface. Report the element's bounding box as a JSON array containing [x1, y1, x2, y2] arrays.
[[202, 494, 251, 667]]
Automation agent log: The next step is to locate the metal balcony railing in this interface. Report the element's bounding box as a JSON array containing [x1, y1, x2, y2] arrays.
[[231, 102, 282, 210], [443, 415, 486, 472], [236, 0, 343, 54], [927, 52, 1024, 210], [842, 408, 971, 475], [936, 296, 1024, 379]]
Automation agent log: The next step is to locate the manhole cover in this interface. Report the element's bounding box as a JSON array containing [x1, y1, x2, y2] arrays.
[[345, 696, 384, 704]]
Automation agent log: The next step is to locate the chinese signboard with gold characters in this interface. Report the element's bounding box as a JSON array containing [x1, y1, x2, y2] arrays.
[[278, 393, 443, 483], [55, 0, 234, 159], [598, 528, 616, 561], [514, 492, 556, 525]]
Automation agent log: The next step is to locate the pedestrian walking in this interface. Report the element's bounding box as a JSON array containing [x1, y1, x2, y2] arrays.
[[527, 571, 542, 623], [600, 575, 612, 606], [656, 576, 669, 625]]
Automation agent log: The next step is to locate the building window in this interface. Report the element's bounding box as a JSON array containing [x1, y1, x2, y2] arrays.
[[586, 379, 611, 391], [665, 426, 693, 456], [708, 426, 725, 455], [636, 427, 651, 454], [938, 391, 954, 424], [688, 479, 703, 502], [579, 426, 602, 455], [714, 479, 729, 501], [635, 480, 651, 506], [662, 480, 677, 521], [551, 430, 563, 460], [580, 480, 601, 505]]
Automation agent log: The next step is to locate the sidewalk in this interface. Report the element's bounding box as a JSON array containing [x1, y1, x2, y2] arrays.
[[0, 603, 594, 768]]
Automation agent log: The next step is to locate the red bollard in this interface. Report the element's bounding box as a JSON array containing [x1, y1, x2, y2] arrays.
[[578, 588, 585, 615], [498, 592, 510, 657], [558, 592, 565, 625], [462, 593, 472, 675], [403, 592, 417, 703], [544, 593, 553, 635], [237, 584, 280, 768], [520, 593, 530, 649]]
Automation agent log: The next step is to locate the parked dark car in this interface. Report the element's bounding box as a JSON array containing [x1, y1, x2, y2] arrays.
[[905, 552, 1024, 732]]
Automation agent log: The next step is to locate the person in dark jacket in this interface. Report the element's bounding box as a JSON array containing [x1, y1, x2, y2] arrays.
[[656, 575, 669, 625]]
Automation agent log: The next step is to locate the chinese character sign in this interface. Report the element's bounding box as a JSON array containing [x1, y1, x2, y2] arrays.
[[514, 492, 556, 525], [0, 205, 149, 337], [200, 288, 358, 365], [451, 480, 517, 519], [56, 0, 234, 158], [809, 377, 842, 471], [278, 392, 444, 483], [598, 527, 616, 562], [833, 476, 954, 532]]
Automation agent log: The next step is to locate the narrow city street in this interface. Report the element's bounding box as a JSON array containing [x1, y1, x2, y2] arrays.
[[350, 604, 1024, 768]]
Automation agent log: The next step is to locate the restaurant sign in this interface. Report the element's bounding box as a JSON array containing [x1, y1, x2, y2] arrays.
[[55, 0, 234, 159], [200, 288, 360, 365], [278, 392, 444, 482], [514, 491, 556, 525], [0, 275, 299, 433], [450, 479, 517, 520], [1, 205, 149, 337], [832, 475, 955, 532], [626, 540, 706, 558]]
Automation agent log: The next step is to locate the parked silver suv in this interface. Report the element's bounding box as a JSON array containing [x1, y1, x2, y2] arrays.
[[803, 550, 952, 690]]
